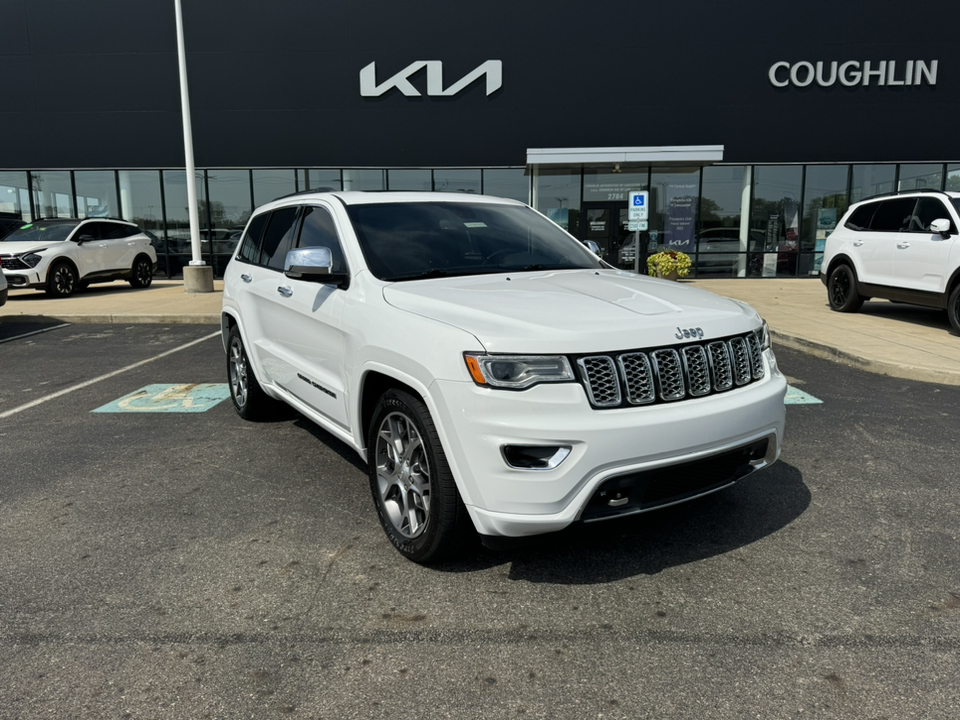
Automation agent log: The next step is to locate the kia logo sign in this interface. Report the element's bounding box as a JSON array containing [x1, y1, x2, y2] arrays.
[[360, 60, 503, 97], [768, 60, 938, 88]]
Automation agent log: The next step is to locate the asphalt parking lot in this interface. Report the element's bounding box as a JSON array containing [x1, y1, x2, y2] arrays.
[[1, 323, 959, 719]]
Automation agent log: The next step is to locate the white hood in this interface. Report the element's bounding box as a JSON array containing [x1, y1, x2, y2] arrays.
[[382, 269, 761, 354], [0, 240, 65, 255]]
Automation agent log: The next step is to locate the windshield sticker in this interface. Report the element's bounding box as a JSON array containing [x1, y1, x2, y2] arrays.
[[20, 224, 33, 229], [463, 222, 487, 228]]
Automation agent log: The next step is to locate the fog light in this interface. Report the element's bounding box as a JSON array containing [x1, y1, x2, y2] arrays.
[[501, 444, 571, 470]]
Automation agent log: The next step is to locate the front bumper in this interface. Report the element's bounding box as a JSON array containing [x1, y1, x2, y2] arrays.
[[430, 350, 787, 537]]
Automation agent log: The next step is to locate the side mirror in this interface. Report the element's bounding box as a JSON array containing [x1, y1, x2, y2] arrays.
[[76, 233, 95, 244], [930, 218, 952, 239], [284, 246, 349, 288], [584, 240, 601, 255]]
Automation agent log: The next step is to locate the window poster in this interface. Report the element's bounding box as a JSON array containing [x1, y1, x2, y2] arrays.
[[665, 183, 697, 251]]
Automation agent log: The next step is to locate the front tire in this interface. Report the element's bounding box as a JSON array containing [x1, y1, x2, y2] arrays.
[[129, 255, 154, 288], [827, 264, 864, 313], [45, 261, 78, 298], [227, 325, 274, 420], [948, 284, 960, 335], [368, 389, 470, 563]]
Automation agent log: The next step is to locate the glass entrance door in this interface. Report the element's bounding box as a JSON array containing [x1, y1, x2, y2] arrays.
[[581, 202, 633, 270]]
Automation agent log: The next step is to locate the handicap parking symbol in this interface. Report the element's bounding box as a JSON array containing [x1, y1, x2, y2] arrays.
[[93, 383, 231, 413]]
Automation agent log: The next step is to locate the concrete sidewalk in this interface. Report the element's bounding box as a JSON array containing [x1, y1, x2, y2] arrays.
[[2, 277, 958, 386]]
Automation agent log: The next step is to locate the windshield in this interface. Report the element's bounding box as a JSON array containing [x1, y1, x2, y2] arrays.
[[1, 221, 78, 243], [345, 201, 605, 281]]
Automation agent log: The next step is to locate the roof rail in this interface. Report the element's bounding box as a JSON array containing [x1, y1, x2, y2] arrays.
[[277, 187, 339, 200], [860, 188, 950, 203]]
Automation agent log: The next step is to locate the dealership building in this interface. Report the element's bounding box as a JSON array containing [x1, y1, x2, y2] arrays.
[[2, 0, 958, 278]]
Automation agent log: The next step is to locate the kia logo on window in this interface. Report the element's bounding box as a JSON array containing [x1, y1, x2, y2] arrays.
[[360, 60, 503, 98]]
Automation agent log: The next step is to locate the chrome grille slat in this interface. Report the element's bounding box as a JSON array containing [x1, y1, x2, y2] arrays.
[[577, 356, 621, 407], [707, 341, 733, 391], [681, 345, 711, 397], [618, 352, 656, 405], [577, 332, 765, 409]]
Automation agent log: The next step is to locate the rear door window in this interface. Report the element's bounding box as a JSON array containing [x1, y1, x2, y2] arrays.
[[868, 198, 917, 232], [236, 212, 270, 264]]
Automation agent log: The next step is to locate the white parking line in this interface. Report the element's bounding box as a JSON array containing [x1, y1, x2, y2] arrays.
[[0, 323, 72, 345], [0, 330, 221, 420]]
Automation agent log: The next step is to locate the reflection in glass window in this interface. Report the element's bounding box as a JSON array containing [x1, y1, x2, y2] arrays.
[[253, 169, 295, 206], [751, 165, 803, 277], [898, 163, 944, 192], [696, 166, 751, 278], [650, 167, 700, 254], [32, 171, 74, 218], [0, 171, 31, 220], [583, 166, 648, 203], [434, 169, 481, 194], [162, 169, 206, 275], [298, 169, 341, 192], [343, 169, 385, 191], [533, 168, 581, 233], [118, 171, 164, 269], [851, 164, 895, 203], [387, 169, 432, 191], [948, 165, 960, 192], [802, 165, 849, 276], [483, 168, 528, 202], [75, 171, 119, 219]]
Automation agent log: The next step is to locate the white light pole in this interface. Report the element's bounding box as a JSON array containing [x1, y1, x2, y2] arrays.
[[174, 0, 213, 293]]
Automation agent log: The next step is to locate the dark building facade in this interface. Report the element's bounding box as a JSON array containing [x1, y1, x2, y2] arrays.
[[2, 0, 958, 277]]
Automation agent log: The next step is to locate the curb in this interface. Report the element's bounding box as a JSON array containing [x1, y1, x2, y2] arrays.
[[771, 331, 960, 387]]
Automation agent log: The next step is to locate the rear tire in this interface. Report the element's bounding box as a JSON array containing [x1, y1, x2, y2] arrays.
[[827, 264, 863, 313], [129, 255, 154, 288], [368, 389, 471, 563], [45, 261, 78, 298]]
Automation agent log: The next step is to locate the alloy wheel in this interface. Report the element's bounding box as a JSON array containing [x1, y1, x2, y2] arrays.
[[375, 411, 432, 539]]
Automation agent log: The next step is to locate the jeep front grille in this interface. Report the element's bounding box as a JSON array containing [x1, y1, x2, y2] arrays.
[[576, 332, 765, 409]]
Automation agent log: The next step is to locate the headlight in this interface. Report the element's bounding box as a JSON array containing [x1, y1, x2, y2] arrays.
[[755, 320, 770, 350], [21, 251, 45, 268], [464, 353, 574, 389]]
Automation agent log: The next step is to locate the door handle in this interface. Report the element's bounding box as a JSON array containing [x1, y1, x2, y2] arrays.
[[896, 242, 910, 249], [277, 286, 293, 297], [240, 274, 252, 283], [853, 241, 864, 247]]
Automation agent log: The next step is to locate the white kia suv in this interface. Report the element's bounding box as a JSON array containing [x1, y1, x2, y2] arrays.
[[221, 192, 787, 563], [821, 189, 960, 333], [0, 218, 158, 297]]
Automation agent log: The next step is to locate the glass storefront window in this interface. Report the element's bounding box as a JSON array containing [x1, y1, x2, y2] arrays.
[[343, 169, 385, 191], [751, 165, 803, 277], [117, 170, 164, 258], [74, 171, 119, 218], [533, 167, 581, 233], [387, 169, 432, 191], [298, 169, 342, 192], [696, 166, 752, 278], [32, 171, 74, 218], [207, 170, 253, 265], [650, 167, 700, 255], [162, 169, 206, 276], [0, 171, 31, 220], [851, 164, 895, 203], [483, 168, 528, 202], [947, 165, 960, 192], [434, 169, 481, 194], [802, 165, 849, 277], [898, 163, 944, 192], [253, 169, 295, 206], [583, 166, 648, 202]]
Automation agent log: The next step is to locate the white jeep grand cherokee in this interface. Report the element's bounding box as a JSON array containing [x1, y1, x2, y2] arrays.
[[221, 192, 787, 563]]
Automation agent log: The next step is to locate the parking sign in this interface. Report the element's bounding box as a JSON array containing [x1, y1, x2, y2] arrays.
[[628, 191, 649, 220]]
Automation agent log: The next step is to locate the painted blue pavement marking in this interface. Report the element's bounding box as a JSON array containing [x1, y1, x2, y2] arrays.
[[785, 385, 823, 405], [93, 384, 231, 413]]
